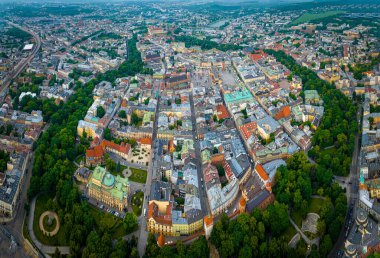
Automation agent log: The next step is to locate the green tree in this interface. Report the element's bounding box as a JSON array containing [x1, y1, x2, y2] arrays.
[[118, 110, 127, 118], [319, 234, 332, 257], [104, 128, 112, 141], [97, 106, 106, 118], [123, 213, 138, 234]]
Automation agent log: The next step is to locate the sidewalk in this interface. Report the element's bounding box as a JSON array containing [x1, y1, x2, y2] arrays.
[[27, 196, 70, 255]]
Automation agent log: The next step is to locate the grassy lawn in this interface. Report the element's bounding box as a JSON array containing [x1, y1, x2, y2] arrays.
[[23, 217, 32, 244], [309, 197, 325, 214], [282, 225, 297, 242], [33, 195, 68, 246], [129, 168, 147, 183], [107, 164, 128, 176], [305, 231, 317, 240], [89, 206, 126, 239], [75, 155, 84, 164], [291, 209, 303, 228], [131, 191, 144, 216], [290, 197, 326, 232], [291, 11, 344, 25], [319, 146, 337, 157]]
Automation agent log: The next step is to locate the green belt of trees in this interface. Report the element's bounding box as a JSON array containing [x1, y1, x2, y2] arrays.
[[174, 35, 242, 52], [266, 49, 358, 177], [27, 34, 149, 256], [203, 50, 352, 258]]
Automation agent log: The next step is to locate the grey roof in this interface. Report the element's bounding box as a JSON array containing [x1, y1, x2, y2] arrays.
[[186, 208, 203, 224], [0, 170, 20, 205], [246, 189, 270, 213], [150, 180, 171, 202], [167, 74, 188, 84]]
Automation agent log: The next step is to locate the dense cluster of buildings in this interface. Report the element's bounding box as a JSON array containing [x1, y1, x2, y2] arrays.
[[0, 153, 28, 218], [1, 1, 379, 254]]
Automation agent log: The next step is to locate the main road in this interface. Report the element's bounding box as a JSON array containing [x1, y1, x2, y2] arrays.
[[1, 21, 41, 99], [1, 153, 40, 258], [329, 103, 362, 257], [137, 79, 162, 256]]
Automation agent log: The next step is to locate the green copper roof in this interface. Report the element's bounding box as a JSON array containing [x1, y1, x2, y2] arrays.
[[224, 87, 253, 104], [89, 166, 130, 201], [102, 173, 115, 187]]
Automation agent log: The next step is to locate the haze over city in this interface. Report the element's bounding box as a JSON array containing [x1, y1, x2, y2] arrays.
[[0, 0, 379, 258]]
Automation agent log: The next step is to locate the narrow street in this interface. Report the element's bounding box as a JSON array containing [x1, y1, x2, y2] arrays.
[[189, 91, 211, 216], [1, 153, 39, 258], [137, 79, 162, 256]]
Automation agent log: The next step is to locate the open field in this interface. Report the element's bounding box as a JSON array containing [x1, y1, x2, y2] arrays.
[[291, 11, 345, 25], [33, 195, 68, 245], [129, 168, 147, 184]]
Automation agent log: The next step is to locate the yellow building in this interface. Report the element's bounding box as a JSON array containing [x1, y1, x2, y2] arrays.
[[147, 201, 173, 236], [172, 209, 203, 236], [77, 120, 103, 138], [87, 166, 129, 211], [147, 201, 203, 236]]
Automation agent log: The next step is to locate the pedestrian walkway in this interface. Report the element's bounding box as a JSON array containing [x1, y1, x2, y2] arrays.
[[28, 196, 70, 255], [288, 212, 320, 248]]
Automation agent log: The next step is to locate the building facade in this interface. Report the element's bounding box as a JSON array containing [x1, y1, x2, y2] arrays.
[[87, 166, 129, 211]]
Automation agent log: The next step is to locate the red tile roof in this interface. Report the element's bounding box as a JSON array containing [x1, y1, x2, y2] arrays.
[[157, 234, 165, 247], [239, 122, 257, 141], [250, 50, 268, 61], [274, 106, 291, 120], [223, 161, 233, 180], [216, 104, 230, 120], [148, 201, 172, 226], [239, 197, 246, 207], [101, 140, 131, 155], [86, 140, 131, 159], [86, 145, 104, 158], [203, 164, 219, 184], [140, 137, 152, 145], [255, 164, 268, 181], [204, 215, 213, 226]]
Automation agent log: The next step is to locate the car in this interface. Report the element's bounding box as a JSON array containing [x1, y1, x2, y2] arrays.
[[100, 205, 104, 209], [115, 212, 119, 217]]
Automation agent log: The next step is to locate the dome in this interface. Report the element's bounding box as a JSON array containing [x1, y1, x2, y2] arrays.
[[102, 173, 115, 187], [204, 215, 213, 226], [157, 234, 165, 247], [356, 208, 368, 227], [239, 197, 246, 207]]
